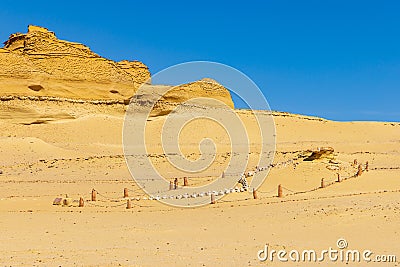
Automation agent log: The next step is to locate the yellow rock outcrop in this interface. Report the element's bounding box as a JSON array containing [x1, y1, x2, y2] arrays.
[[0, 25, 234, 114], [0, 25, 150, 100]]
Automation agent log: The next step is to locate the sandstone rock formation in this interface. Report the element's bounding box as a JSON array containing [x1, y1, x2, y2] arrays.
[[303, 147, 335, 161], [132, 78, 235, 116], [0, 25, 235, 115], [0, 25, 150, 100]]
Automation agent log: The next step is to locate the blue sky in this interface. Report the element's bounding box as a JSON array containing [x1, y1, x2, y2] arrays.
[[1, 0, 399, 121]]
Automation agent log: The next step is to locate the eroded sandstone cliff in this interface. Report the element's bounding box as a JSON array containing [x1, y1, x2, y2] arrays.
[[0, 25, 150, 100], [0, 25, 234, 115]]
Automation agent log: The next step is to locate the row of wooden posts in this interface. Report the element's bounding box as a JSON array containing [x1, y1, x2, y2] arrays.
[[250, 184, 282, 201], [78, 188, 130, 208], [169, 177, 189, 190], [78, 160, 369, 208], [251, 161, 368, 201], [77, 179, 189, 208], [79, 177, 191, 207]]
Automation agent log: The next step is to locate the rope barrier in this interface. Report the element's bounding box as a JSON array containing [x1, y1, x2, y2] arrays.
[[80, 162, 357, 205], [281, 186, 297, 193], [94, 190, 123, 201], [73, 165, 394, 208], [28, 156, 384, 208], [257, 188, 277, 194], [85, 201, 127, 208], [371, 167, 400, 170]]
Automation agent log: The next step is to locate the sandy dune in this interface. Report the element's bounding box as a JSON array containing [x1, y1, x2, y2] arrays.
[[0, 98, 399, 266]]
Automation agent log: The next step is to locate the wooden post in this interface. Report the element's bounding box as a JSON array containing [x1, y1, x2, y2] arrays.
[[91, 189, 96, 201], [169, 180, 173, 190], [124, 188, 129, 198], [174, 178, 178, 189], [321, 178, 325, 188], [357, 164, 363, 176], [126, 199, 132, 209], [79, 197, 84, 207], [365, 161, 369, 172], [210, 193, 216, 204], [222, 171, 225, 178], [337, 173, 341, 182], [252, 188, 258, 199], [183, 177, 188, 186], [278, 184, 283, 198], [63, 198, 71, 206]]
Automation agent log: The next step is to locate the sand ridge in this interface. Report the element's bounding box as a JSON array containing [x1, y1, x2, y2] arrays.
[[0, 96, 399, 265]]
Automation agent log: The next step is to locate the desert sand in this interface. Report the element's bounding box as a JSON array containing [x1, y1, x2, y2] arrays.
[[0, 26, 399, 266]]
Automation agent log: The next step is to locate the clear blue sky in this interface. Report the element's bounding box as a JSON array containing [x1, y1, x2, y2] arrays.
[[1, 0, 399, 121]]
